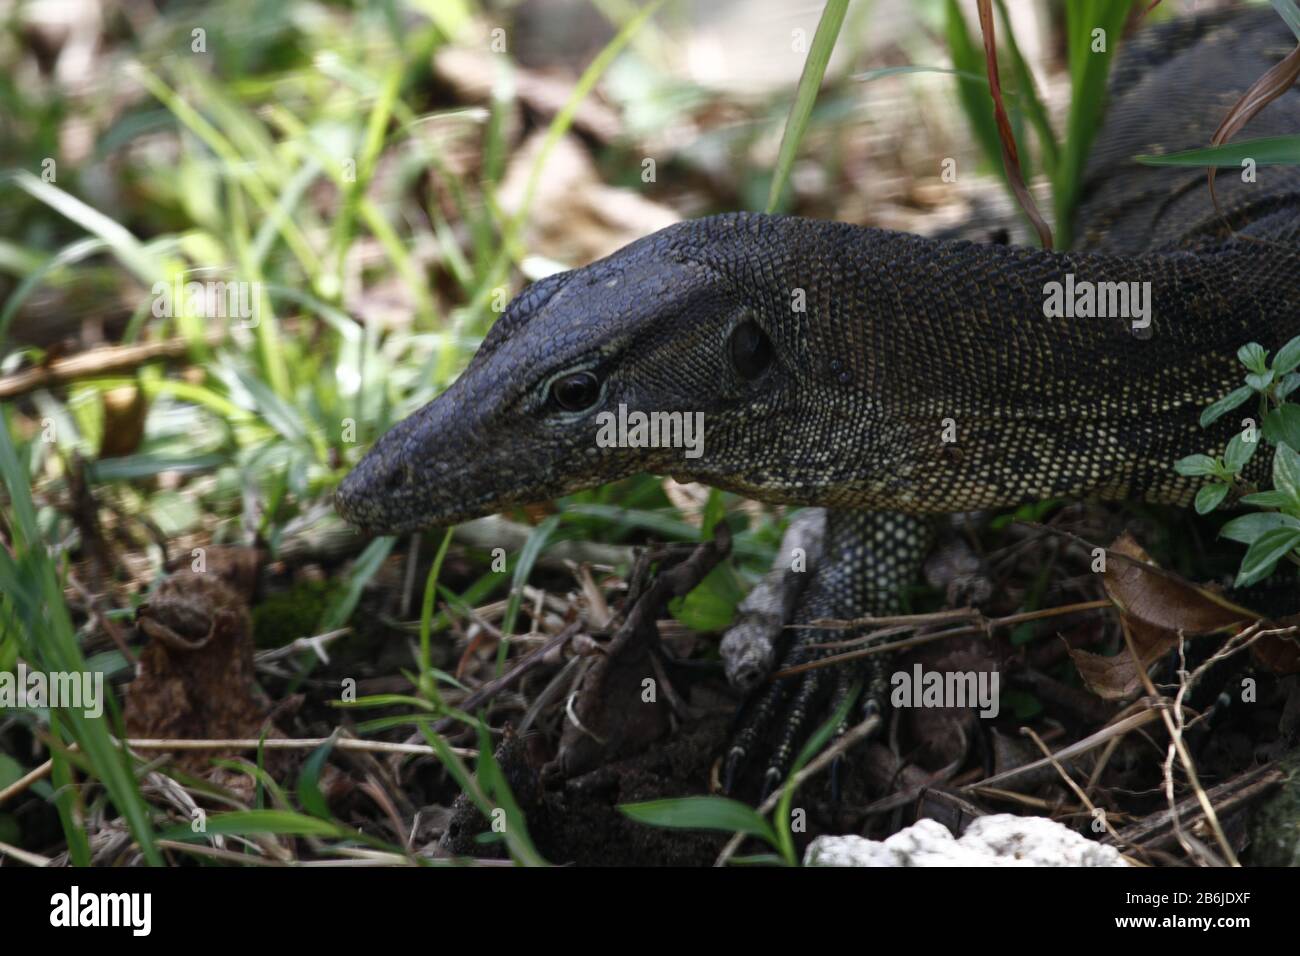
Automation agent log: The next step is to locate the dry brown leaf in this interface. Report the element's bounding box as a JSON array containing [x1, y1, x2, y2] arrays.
[[1070, 618, 1175, 701], [1071, 533, 1300, 699], [1102, 532, 1255, 635]]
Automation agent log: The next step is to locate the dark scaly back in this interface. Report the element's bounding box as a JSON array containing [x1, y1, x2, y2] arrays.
[[1076, 5, 1300, 253]]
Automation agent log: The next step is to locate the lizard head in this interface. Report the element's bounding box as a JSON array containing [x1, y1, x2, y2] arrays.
[[336, 214, 861, 534]]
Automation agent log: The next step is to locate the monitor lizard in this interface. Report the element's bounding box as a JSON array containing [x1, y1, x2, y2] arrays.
[[336, 5, 1300, 794]]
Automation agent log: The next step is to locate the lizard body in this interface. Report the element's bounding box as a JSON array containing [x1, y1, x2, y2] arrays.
[[337, 6, 1300, 789]]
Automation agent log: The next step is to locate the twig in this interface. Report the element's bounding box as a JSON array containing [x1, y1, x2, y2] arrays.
[[0, 840, 53, 867], [960, 705, 1162, 791], [1108, 762, 1283, 850], [1122, 620, 1238, 866], [255, 627, 351, 664], [773, 599, 1111, 679], [0, 332, 223, 400], [1020, 725, 1125, 845]]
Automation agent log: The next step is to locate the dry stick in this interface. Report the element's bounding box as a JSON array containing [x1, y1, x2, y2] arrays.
[[65, 570, 138, 667], [961, 706, 1162, 791], [1151, 621, 1289, 861], [714, 713, 881, 867], [154, 840, 291, 867], [971, 787, 1068, 812], [801, 599, 1111, 638], [0, 332, 225, 400], [431, 620, 584, 734], [773, 599, 1112, 680], [1110, 762, 1283, 849], [254, 627, 351, 664], [0, 736, 477, 807], [0, 839, 53, 867], [1122, 620, 1238, 866], [1019, 725, 1128, 849]]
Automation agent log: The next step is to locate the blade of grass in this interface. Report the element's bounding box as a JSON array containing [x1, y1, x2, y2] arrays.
[[945, 0, 1005, 181], [1136, 135, 1300, 167], [994, 0, 1059, 176], [766, 0, 850, 213], [0, 410, 161, 863], [319, 536, 397, 633], [1055, 0, 1134, 247], [1206, 43, 1300, 220], [419, 528, 455, 705], [8, 173, 161, 285], [465, 0, 664, 344], [132, 64, 323, 279], [497, 515, 561, 673]]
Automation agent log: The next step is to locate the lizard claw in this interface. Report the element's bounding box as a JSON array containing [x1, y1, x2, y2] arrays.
[[718, 509, 935, 798]]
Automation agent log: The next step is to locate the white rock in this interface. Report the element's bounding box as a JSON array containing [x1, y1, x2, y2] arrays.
[[804, 815, 1128, 867]]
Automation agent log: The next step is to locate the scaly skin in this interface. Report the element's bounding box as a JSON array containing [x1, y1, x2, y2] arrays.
[[336, 7, 1300, 791]]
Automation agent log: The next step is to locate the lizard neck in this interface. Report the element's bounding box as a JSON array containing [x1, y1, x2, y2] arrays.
[[683, 214, 1298, 512]]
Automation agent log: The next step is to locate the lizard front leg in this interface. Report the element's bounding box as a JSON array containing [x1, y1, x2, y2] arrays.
[[723, 508, 937, 796]]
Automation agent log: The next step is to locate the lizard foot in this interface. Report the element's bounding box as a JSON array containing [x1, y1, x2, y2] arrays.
[[720, 509, 936, 798]]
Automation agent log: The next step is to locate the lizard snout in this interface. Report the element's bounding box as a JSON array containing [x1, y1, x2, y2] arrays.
[[334, 442, 412, 531]]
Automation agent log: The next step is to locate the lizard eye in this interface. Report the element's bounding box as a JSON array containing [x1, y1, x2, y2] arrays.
[[729, 319, 773, 380], [550, 371, 602, 412]]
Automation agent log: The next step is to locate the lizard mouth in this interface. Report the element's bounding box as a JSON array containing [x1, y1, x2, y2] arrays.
[[334, 467, 554, 535]]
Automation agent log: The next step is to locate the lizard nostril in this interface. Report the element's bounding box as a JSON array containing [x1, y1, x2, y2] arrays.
[[385, 463, 407, 492]]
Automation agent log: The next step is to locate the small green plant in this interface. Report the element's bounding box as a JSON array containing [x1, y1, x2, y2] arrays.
[[1174, 335, 1300, 587]]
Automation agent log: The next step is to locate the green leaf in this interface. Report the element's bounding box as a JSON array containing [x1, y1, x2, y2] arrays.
[[10, 171, 163, 286], [1221, 512, 1300, 545], [1278, 373, 1300, 400], [1224, 431, 1259, 474], [1238, 342, 1269, 374], [1263, 404, 1300, 450], [159, 810, 346, 841], [1241, 490, 1291, 508], [1053, 0, 1134, 246], [1200, 386, 1254, 427], [766, 0, 850, 212], [1274, 0, 1300, 41], [1273, 442, 1300, 506], [87, 452, 226, 482], [1195, 482, 1230, 515], [296, 737, 336, 820], [1173, 454, 1218, 477], [319, 536, 395, 633], [994, 0, 1059, 176], [1274, 335, 1300, 376], [1247, 369, 1275, 391], [418, 528, 455, 705], [620, 796, 779, 846], [1135, 134, 1300, 168], [701, 487, 726, 540], [669, 562, 742, 632], [1235, 527, 1300, 588]]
